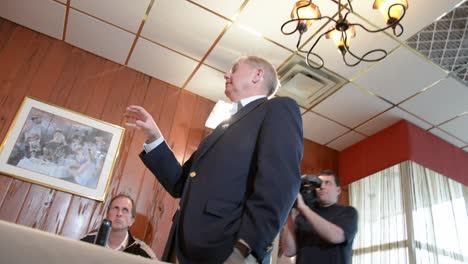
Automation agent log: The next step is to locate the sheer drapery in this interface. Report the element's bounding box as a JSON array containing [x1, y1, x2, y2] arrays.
[[350, 163, 409, 264], [410, 162, 468, 264], [349, 161, 468, 264]]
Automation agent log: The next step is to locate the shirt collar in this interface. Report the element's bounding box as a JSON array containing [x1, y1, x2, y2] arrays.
[[106, 231, 128, 251], [231, 95, 266, 115]]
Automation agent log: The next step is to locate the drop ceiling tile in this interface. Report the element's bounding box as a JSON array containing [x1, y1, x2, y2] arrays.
[[312, 83, 392, 128], [326, 131, 367, 151], [185, 65, 228, 102], [399, 76, 468, 125], [302, 112, 349, 144], [236, 0, 337, 51], [0, 0, 65, 39], [354, 46, 447, 104], [350, 0, 463, 41], [356, 107, 432, 136], [300, 108, 306, 114], [128, 37, 198, 88], [205, 23, 292, 72], [142, 0, 227, 61], [429, 128, 466, 148], [55, 0, 66, 4], [189, 0, 245, 19], [301, 13, 400, 79], [70, 0, 150, 33], [439, 114, 468, 143], [66, 9, 134, 64]]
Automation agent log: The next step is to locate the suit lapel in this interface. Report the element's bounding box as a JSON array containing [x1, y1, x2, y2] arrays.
[[195, 97, 267, 161]]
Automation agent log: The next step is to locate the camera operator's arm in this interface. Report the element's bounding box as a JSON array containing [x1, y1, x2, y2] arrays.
[[296, 194, 345, 244], [280, 209, 299, 257]]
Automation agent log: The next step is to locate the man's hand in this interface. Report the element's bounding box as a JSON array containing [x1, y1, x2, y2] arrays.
[[295, 193, 307, 213], [124, 105, 162, 143]]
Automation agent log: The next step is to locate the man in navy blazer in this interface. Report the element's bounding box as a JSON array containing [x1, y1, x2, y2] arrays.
[[125, 56, 303, 264]]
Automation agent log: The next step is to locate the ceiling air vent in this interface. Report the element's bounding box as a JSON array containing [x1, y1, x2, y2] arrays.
[[277, 60, 346, 109]]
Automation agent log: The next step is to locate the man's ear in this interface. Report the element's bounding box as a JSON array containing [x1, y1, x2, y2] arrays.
[[337, 186, 342, 195], [129, 217, 136, 226], [252, 68, 264, 84]]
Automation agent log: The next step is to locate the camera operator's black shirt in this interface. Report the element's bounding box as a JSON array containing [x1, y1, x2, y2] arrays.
[[295, 203, 358, 264]]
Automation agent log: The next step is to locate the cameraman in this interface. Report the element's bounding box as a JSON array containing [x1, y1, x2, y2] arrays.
[[280, 170, 358, 264]]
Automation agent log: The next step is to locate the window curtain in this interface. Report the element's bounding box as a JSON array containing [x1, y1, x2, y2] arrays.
[[349, 161, 468, 264]]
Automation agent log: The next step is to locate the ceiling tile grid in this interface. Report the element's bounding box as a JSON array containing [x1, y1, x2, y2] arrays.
[[399, 76, 468, 125], [189, 0, 245, 19], [302, 112, 350, 144], [312, 83, 392, 128], [127, 37, 199, 88], [142, 0, 228, 61], [438, 113, 468, 143], [0, 0, 65, 40], [355, 106, 433, 136], [70, 0, 150, 33], [353, 46, 448, 104], [326, 130, 367, 151], [185, 65, 228, 102], [429, 127, 466, 148], [1, 0, 467, 153], [65, 9, 135, 65], [204, 23, 292, 72]]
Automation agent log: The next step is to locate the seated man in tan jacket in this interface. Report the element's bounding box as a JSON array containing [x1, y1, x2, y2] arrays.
[[81, 193, 156, 259]]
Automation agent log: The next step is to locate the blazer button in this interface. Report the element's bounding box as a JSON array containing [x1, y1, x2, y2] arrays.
[[189, 172, 197, 177]]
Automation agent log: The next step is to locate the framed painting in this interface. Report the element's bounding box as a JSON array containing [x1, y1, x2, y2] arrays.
[[0, 97, 125, 201]]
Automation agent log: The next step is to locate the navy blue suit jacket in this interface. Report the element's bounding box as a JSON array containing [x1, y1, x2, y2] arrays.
[[140, 97, 303, 263]]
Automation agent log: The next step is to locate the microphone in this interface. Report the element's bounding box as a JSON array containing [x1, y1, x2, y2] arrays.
[[94, 219, 112, 246]]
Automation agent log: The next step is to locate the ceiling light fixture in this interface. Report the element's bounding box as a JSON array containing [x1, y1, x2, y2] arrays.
[[281, 0, 408, 69]]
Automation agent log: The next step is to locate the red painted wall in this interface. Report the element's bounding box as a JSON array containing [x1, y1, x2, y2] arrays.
[[339, 120, 468, 186]]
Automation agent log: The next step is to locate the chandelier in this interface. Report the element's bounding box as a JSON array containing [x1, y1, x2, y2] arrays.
[[281, 0, 408, 69]]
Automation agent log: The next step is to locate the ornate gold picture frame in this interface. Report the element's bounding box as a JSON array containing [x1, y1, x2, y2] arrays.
[[0, 97, 124, 201]]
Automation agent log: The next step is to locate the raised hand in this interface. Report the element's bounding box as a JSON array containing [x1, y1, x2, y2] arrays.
[[124, 105, 162, 143]]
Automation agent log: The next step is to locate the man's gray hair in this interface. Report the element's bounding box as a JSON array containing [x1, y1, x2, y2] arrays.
[[239, 56, 280, 97]]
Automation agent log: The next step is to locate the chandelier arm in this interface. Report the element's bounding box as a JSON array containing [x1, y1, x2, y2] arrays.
[[306, 52, 325, 69], [342, 10, 351, 22], [320, 16, 339, 24], [339, 31, 387, 66], [281, 20, 301, 35], [392, 23, 404, 37], [340, 32, 362, 66], [296, 32, 304, 51], [297, 29, 333, 69], [344, 46, 388, 65]]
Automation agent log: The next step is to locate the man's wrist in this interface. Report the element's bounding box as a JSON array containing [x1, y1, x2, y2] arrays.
[[143, 137, 164, 153]]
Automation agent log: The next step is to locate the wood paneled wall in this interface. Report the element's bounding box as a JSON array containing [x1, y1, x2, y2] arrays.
[[0, 18, 339, 258]]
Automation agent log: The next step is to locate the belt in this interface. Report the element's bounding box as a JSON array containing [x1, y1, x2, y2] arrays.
[[234, 240, 251, 258]]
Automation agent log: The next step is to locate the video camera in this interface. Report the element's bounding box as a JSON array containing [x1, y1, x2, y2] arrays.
[[300, 174, 322, 208]]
